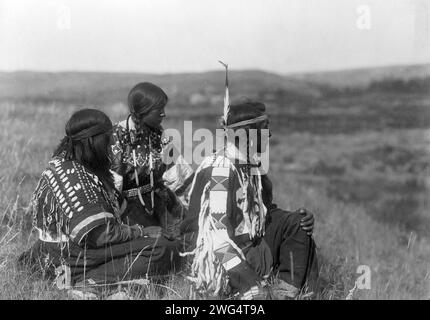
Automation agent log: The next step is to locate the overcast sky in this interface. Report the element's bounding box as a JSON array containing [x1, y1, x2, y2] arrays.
[[0, 0, 429, 74]]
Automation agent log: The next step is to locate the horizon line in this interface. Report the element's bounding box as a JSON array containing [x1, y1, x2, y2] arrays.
[[0, 62, 428, 77]]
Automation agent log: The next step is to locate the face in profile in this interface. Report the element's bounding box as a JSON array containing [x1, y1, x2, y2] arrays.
[[133, 105, 166, 130]]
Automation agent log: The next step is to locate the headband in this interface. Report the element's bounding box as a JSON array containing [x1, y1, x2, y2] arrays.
[[224, 115, 268, 129], [68, 122, 112, 141]]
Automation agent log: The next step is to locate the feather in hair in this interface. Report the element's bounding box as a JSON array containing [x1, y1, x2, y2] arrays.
[[218, 60, 229, 126]]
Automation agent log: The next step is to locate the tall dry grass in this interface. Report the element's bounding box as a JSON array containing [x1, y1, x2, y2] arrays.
[[0, 102, 429, 299]]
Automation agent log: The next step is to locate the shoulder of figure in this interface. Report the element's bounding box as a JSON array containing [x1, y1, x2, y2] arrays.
[[47, 157, 101, 188], [116, 119, 127, 129], [113, 121, 128, 134], [194, 153, 234, 177], [111, 121, 129, 145], [47, 156, 73, 172]]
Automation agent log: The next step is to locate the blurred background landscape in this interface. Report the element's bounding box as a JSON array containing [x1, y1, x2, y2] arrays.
[[0, 63, 429, 299]]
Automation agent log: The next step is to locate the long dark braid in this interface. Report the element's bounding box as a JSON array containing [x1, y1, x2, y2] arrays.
[[126, 115, 163, 152]]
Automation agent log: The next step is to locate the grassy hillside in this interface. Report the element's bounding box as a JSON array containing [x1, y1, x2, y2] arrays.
[[0, 66, 429, 299]]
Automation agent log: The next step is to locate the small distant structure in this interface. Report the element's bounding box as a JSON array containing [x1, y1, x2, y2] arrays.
[[210, 95, 222, 105], [189, 93, 207, 105]]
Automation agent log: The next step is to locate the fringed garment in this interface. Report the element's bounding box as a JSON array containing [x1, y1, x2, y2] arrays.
[[180, 143, 272, 297]]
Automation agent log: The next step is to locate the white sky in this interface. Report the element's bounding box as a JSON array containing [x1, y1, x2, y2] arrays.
[[0, 0, 429, 74]]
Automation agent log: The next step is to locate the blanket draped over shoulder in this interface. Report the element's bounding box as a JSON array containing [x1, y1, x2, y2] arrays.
[[27, 156, 179, 286], [181, 143, 270, 296]]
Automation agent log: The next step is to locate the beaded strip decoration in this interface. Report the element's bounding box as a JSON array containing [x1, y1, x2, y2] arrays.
[[113, 123, 168, 170]]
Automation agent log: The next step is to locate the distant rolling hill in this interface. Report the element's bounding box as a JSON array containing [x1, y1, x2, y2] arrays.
[[0, 70, 319, 106], [287, 63, 430, 88], [0, 63, 429, 106]]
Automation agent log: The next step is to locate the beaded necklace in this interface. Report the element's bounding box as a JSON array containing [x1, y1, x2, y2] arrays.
[[125, 114, 163, 153]]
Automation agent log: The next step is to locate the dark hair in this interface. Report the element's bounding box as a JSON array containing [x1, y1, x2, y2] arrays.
[[222, 100, 269, 163], [261, 174, 274, 209], [128, 82, 168, 116], [53, 108, 114, 190]]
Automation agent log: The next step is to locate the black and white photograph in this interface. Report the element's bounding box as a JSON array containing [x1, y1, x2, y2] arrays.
[[0, 0, 429, 304]]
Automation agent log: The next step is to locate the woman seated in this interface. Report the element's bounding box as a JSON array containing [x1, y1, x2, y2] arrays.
[[109, 82, 193, 234], [19, 109, 180, 291], [180, 101, 318, 299]]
